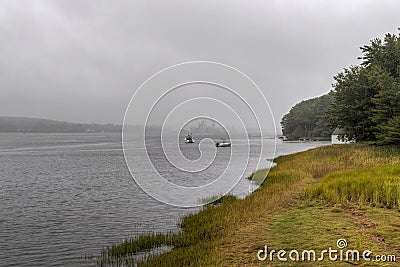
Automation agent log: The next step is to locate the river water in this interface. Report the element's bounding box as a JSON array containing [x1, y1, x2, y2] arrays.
[[0, 132, 329, 266]]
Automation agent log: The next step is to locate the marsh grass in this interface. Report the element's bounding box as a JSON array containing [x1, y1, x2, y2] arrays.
[[95, 157, 310, 266], [93, 144, 400, 266], [307, 165, 400, 209], [198, 194, 238, 207], [247, 168, 269, 185], [95, 232, 174, 266]]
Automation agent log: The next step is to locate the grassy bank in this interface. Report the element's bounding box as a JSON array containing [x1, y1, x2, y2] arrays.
[[95, 144, 400, 266]]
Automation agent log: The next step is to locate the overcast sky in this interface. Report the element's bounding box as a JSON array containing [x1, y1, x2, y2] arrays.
[[1, 0, 399, 129]]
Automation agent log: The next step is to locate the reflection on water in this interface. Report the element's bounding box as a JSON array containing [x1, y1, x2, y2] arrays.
[[0, 132, 329, 266]]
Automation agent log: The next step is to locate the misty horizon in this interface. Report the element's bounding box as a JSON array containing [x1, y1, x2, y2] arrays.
[[2, 1, 400, 127]]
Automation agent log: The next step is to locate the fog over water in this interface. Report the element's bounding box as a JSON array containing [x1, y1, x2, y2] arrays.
[[1, 1, 399, 128]]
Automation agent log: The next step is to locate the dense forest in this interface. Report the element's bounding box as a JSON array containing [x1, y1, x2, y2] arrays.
[[327, 33, 400, 145], [281, 93, 333, 140]]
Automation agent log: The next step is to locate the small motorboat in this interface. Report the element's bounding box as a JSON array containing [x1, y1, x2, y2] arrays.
[[184, 133, 195, 143], [215, 138, 231, 147]]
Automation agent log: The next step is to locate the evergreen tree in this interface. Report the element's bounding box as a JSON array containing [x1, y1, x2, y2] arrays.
[[328, 32, 400, 144], [327, 66, 377, 141]]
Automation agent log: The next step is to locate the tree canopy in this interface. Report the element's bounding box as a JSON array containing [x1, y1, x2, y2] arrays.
[[327, 33, 400, 145], [281, 93, 333, 140]]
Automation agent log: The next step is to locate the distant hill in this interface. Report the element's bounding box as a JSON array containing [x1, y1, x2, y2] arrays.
[[0, 117, 121, 133]]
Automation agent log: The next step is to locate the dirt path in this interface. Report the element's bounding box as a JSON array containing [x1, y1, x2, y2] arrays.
[[345, 207, 400, 263]]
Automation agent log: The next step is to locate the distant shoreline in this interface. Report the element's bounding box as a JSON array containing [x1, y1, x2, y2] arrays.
[[0, 116, 121, 133]]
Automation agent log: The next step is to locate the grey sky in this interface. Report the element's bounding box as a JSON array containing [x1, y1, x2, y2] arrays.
[[1, 0, 399, 129]]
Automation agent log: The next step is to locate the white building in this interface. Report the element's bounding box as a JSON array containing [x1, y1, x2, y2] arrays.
[[331, 128, 353, 144]]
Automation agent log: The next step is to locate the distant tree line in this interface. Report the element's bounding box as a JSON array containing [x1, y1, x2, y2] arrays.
[[327, 33, 400, 145], [0, 117, 121, 133], [281, 93, 334, 140]]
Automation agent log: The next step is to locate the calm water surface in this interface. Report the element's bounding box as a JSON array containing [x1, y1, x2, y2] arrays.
[[0, 133, 329, 266]]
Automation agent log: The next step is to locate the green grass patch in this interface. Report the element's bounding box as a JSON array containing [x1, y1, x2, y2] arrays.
[[307, 164, 400, 209], [268, 201, 397, 266], [361, 205, 400, 248]]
